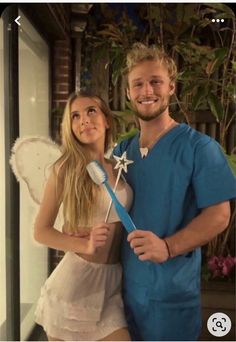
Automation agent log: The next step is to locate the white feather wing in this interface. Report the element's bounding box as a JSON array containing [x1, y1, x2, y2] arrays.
[[10, 136, 62, 204]]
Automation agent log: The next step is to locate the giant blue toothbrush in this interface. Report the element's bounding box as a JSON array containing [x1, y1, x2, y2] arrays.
[[86, 160, 136, 233]]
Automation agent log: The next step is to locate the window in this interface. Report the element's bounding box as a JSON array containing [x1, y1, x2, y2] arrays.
[[1, 6, 51, 339], [0, 16, 7, 341], [18, 10, 50, 340]]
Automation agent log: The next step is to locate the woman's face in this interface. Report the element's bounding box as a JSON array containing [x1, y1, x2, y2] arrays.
[[70, 97, 109, 147]]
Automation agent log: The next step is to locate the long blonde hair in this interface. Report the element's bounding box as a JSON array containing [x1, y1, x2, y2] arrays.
[[55, 92, 116, 233]]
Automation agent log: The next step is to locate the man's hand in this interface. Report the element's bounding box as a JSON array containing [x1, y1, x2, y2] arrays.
[[86, 222, 110, 255], [127, 230, 169, 263]]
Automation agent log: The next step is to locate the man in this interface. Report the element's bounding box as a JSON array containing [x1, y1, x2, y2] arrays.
[[113, 43, 236, 341]]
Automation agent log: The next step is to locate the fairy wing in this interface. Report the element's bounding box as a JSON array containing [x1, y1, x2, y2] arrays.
[[10, 136, 62, 205]]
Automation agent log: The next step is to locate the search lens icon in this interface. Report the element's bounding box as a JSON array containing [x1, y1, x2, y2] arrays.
[[216, 321, 223, 329], [207, 313, 232, 337]]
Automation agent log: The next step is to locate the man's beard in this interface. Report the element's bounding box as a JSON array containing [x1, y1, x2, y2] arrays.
[[131, 99, 169, 122]]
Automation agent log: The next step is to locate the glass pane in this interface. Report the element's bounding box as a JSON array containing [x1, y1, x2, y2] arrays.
[[0, 17, 6, 341], [18, 11, 49, 340]]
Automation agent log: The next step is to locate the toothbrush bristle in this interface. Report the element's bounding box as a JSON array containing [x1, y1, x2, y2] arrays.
[[86, 161, 108, 185]]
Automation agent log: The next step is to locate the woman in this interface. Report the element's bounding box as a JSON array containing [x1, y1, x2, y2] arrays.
[[34, 92, 132, 341]]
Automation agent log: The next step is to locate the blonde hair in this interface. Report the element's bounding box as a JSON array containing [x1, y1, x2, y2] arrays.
[[125, 42, 177, 83], [55, 92, 116, 233]]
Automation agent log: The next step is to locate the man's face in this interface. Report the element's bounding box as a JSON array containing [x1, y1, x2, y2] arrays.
[[127, 60, 175, 121]]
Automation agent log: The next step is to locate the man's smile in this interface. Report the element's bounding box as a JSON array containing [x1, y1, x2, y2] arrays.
[[137, 99, 158, 105]]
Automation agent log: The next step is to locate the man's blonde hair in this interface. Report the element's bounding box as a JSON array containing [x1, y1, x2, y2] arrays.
[[125, 42, 177, 82]]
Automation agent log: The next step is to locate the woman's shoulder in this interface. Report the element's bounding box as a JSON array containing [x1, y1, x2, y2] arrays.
[[105, 157, 116, 168]]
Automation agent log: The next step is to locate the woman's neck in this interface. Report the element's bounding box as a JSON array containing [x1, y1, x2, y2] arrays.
[[84, 141, 105, 163]]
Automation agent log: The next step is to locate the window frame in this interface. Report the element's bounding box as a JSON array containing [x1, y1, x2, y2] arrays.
[[2, 4, 52, 340]]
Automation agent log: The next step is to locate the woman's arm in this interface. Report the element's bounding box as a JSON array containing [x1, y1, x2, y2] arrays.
[[34, 166, 89, 253]]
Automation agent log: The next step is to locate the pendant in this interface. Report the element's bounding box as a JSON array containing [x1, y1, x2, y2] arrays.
[[140, 147, 149, 159]]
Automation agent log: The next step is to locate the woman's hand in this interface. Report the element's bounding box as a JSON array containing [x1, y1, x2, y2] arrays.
[[85, 222, 110, 255]]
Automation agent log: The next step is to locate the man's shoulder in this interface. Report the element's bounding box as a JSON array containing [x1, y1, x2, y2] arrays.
[[113, 134, 137, 156], [179, 123, 215, 150]]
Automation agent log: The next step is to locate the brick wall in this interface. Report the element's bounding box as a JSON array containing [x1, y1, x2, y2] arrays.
[[51, 40, 73, 143], [50, 39, 73, 270]]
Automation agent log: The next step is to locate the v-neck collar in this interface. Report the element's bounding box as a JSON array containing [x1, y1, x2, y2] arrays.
[[135, 123, 187, 160]]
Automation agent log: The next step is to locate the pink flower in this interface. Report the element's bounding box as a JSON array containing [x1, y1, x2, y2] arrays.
[[208, 255, 236, 278]]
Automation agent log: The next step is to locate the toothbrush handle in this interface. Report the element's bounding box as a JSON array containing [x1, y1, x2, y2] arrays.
[[104, 182, 136, 233]]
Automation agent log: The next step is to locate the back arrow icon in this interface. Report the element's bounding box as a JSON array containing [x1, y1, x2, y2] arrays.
[[15, 16, 21, 26]]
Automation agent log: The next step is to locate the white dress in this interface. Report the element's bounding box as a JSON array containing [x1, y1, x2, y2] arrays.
[[35, 181, 133, 340]]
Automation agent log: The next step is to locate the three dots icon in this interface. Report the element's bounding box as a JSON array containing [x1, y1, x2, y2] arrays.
[[211, 19, 224, 23]]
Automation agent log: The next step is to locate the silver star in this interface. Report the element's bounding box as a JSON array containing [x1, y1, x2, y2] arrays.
[[113, 151, 134, 173]]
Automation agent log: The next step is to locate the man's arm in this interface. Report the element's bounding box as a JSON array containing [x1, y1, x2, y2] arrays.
[[165, 201, 230, 257], [128, 201, 230, 263]]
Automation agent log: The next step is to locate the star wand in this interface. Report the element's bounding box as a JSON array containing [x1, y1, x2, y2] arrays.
[[104, 151, 134, 222]]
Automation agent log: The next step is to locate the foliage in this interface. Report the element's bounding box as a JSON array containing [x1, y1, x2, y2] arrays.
[[113, 101, 138, 142], [226, 153, 236, 176]]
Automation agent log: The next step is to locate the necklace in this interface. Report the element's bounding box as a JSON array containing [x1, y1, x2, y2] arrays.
[[139, 119, 175, 159]]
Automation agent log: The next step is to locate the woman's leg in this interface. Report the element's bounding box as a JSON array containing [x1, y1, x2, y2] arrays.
[[100, 327, 131, 341], [47, 335, 63, 341]]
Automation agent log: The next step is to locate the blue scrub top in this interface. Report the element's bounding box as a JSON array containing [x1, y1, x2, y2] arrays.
[[114, 123, 236, 307]]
